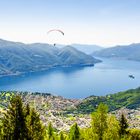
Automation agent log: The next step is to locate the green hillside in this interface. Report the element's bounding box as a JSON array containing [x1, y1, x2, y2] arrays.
[[1, 87, 140, 115], [73, 87, 140, 114]]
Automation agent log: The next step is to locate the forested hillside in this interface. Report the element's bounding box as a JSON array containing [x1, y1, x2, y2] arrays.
[[73, 87, 140, 114], [0, 39, 100, 76]]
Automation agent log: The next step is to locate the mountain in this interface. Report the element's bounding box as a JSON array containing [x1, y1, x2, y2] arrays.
[[92, 43, 140, 61], [71, 44, 103, 54], [54, 44, 103, 54], [0, 39, 101, 76], [58, 46, 100, 66]]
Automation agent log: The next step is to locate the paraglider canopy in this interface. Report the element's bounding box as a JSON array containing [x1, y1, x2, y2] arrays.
[[47, 29, 64, 36], [47, 29, 64, 46]]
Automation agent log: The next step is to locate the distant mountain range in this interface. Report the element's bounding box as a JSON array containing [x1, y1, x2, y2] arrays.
[[71, 44, 103, 54], [55, 44, 103, 54], [0, 39, 101, 76], [92, 43, 140, 61]]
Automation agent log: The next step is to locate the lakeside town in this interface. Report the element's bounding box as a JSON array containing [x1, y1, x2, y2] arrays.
[[1, 92, 140, 131]]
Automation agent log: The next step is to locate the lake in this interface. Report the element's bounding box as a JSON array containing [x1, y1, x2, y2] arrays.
[[0, 58, 140, 99]]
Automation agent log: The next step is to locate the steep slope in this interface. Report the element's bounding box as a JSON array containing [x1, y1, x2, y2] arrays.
[[0, 39, 61, 75], [72, 87, 140, 114], [92, 43, 140, 61], [58, 46, 101, 66], [53, 44, 103, 54], [0, 39, 101, 76]]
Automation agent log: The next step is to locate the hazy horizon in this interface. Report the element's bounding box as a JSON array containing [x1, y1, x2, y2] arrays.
[[1, 37, 140, 48], [0, 0, 140, 46]]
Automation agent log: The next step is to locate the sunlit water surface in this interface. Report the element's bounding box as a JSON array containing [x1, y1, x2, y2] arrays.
[[0, 58, 140, 99]]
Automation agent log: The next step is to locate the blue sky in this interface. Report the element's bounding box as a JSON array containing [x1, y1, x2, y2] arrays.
[[0, 0, 140, 46]]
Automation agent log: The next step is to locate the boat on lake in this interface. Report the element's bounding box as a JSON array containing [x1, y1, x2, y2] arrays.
[[129, 75, 135, 79]]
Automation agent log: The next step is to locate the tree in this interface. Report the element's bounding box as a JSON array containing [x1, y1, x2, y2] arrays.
[[69, 123, 81, 140], [91, 103, 108, 140], [1, 94, 45, 140], [25, 103, 30, 116], [59, 131, 65, 140], [81, 127, 93, 140], [2, 95, 28, 140], [47, 122, 55, 140], [119, 113, 128, 137], [127, 129, 140, 140], [0, 119, 3, 138], [26, 107, 45, 140], [104, 115, 120, 140]]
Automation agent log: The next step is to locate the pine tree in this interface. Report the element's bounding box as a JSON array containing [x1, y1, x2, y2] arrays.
[[69, 123, 81, 140], [26, 103, 30, 116], [128, 129, 140, 140], [104, 115, 120, 140], [59, 131, 65, 140], [91, 103, 108, 140], [26, 107, 45, 140], [1, 94, 45, 140], [47, 122, 55, 140], [81, 128, 93, 140], [119, 113, 128, 137], [2, 95, 28, 140], [0, 120, 3, 139]]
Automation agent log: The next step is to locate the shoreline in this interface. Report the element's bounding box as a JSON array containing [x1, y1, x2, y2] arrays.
[[0, 63, 95, 78]]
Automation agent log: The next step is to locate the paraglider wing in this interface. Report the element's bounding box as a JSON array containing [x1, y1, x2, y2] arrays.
[[47, 29, 64, 47], [47, 29, 64, 36]]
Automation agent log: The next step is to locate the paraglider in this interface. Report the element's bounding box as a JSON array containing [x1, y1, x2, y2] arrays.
[[47, 29, 64, 46], [47, 29, 64, 36]]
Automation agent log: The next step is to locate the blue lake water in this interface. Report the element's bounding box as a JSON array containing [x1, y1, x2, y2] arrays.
[[0, 58, 140, 99]]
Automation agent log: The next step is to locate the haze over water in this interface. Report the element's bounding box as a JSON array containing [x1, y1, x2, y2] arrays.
[[0, 58, 140, 99]]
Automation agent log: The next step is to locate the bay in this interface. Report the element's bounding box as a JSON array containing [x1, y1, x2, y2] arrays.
[[0, 58, 140, 99]]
